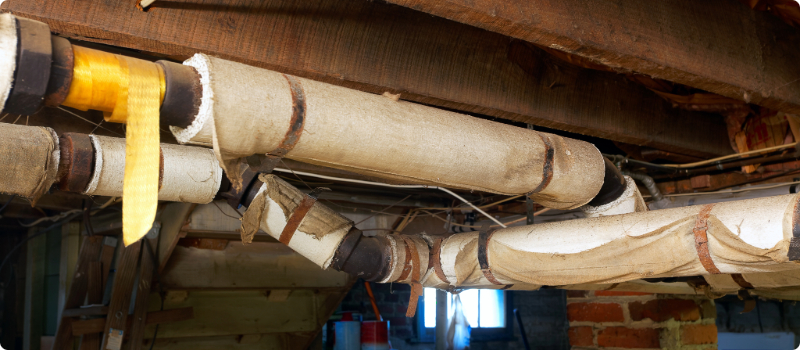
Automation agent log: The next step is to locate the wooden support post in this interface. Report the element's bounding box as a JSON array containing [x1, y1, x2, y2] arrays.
[[128, 224, 160, 350], [100, 240, 141, 350], [23, 228, 46, 350], [52, 235, 104, 350], [99, 237, 118, 289], [77, 261, 103, 350], [57, 222, 80, 321]]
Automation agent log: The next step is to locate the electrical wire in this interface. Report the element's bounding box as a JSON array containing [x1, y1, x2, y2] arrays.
[[662, 142, 798, 168], [272, 168, 509, 228], [659, 180, 800, 198]]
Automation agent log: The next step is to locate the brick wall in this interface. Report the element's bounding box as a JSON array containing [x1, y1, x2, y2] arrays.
[[567, 291, 718, 349]]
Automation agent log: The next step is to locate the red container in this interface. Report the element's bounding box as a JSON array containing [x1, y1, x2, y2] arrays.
[[360, 321, 390, 350]]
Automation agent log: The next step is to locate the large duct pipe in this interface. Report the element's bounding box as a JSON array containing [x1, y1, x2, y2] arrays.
[[172, 54, 606, 209], [0, 15, 615, 210], [242, 175, 800, 292]]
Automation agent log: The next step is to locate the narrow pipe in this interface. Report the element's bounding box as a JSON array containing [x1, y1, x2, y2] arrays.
[[623, 171, 665, 202]]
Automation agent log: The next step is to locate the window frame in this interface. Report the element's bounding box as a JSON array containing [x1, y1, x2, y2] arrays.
[[414, 289, 515, 342]]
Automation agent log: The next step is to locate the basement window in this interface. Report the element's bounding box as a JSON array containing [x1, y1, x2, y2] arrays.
[[415, 287, 513, 342]]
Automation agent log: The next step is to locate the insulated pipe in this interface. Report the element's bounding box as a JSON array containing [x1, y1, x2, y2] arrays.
[[431, 193, 800, 288], [173, 54, 606, 210], [0, 123, 221, 204], [0, 16, 613, 210], [0, 122, 59, 202], [81, 135, 222, 203]]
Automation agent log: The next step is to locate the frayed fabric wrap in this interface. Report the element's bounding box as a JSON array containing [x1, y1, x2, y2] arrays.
[[84, 135, 222, 203], [0, 123, 59, 203], [240, 174, 352, 268], [434, 194, 800, 288], [0, 14, 17, 111], [173, 54, 604, 209]]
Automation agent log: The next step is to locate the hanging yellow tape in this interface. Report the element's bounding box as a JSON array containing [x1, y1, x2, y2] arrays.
[[63, 46, 164, 246]]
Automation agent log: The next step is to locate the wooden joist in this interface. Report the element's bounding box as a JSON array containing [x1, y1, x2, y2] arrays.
[[160, 242, 351, 290], [101, 240, 141, 350], [5, 0, 731, 157], [384, 0, 800, 115], [71, 308, 195, 336]]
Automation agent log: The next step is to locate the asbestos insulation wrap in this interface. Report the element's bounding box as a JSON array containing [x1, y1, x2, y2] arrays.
[[382, 234, 429, 284], [0, 123, 59, 201], [240, 174, 353, 268], [434, 194, 800, 288], [581, 176, 647, 218], [0, 14, 16, 111], [172, 54, 605, 209], [84, 135, 222, 203]]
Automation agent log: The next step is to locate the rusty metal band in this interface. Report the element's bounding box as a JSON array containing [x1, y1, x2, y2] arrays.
[[267, 75, 307, 158], [44, 36, 74, 107], [478, 228, 505, 285], [693, 204, 721, 274], [396, 239, 413, 282], [501, 284, 515, 290], [400, 235, 424, 317], [58, 133, 94, 192], [528, 134, 555, 194], [788, 200, 800, 261], [428, 238, 451, 284], [730, 274, 754, 289], [278, 195, 317, 245]]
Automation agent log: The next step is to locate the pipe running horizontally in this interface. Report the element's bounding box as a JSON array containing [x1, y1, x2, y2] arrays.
[[8, 14, 797, 304]]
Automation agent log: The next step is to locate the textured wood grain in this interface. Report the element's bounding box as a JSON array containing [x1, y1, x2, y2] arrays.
[[100, 241, 141, 350], [53, 235, 104, 350], [160, 242, 350, 289], [3, 0, 730, 157], [384, 0, 800, 115]]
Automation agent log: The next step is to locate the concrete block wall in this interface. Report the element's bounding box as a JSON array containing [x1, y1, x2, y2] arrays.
[[567, 290, 718, 349]]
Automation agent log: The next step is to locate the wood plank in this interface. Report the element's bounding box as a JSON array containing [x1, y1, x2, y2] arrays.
[[23, 228, 46, 350], [160, 242, 351, 290], [146, 334, 287, 350], [71, 308, 195, 336], [144, 290, 320, 338], [383, 0, 800, 115], [57, 222, 80, 321], [157, 203, 194, 272], [53, 235, 104, 350], [100, 241, 141, 350], [4, 0, 731, 157], [99, 236, 118, 289], [128, 226, 160, 350], [62, 305, 107, 318]]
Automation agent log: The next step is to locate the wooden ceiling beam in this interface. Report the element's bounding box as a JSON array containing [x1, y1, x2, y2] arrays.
[[384, 0, 800, 115], [4, 0, 731, 157]]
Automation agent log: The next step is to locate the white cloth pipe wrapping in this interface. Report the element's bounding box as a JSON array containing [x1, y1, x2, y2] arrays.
[[240, 174, 353, 268], [0, 123, 59, 202], [433, 194, 800, 288], [0, 14, 16, 111], [581, 176, 647, 218], [171, 54, 605, 210], [84, 135, 222, 203]]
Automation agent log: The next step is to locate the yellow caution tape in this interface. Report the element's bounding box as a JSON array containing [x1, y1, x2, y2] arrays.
[[63, 46, 164, 246]]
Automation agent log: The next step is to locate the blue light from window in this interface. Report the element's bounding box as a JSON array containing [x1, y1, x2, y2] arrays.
[[422, 288, 505, 328]]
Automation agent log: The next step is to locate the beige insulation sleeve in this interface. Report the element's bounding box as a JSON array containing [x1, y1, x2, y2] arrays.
[[0, 14, 16, 110], [381, 234, 430, 284], [0, 123, 59, 202], [172, 54, 605, 209], [581, 176, 647, 218], [84, 135, 222, 203], [240, 174, 353, 268], [435, 194, 800, 288]]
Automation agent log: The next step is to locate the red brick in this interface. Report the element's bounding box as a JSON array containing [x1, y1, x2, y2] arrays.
[[567, 290, 591, 298], [681, 324, 717, 345], [629, 299, 700, 322], [597, 327, 661, 348], [567, 302, 625, 323], [568, 326, 594, 347], [594, 291, 652, 297]]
